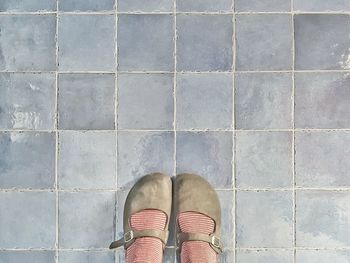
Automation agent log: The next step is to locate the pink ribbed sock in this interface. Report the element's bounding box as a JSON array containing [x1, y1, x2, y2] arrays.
[[126, 209, 166, 263], [179, 212, 218, 263]]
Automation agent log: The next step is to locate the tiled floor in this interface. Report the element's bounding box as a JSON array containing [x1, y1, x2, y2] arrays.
[[0, 0, 350, 262]]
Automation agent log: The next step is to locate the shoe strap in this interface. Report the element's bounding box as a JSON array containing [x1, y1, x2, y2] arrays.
[[177, 232, 223, 254], [109, 229, 169, 249]]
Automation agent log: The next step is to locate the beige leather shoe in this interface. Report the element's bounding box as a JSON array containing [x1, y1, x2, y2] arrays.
[[174, 173, 223, 254], [109, 173, 172, 250]]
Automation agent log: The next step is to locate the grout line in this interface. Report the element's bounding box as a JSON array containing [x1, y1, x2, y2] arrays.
[[55, 0, 59, 261], [291, 0, 297, 261], [114, 1, 118, 262]]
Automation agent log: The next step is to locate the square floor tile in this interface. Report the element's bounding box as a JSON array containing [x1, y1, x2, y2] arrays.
[[58, 131, 116, 189], [296, 191, 350, 247], [58, 74, 115, 130], [296, 250, 350, 263], [59, 192, 115, 248], [0, 73, 56, 130], [235, 73, 292, 129], [295, 132, 350, 187], [118, 73, 174, 130], [0, 192, 55, 248], [0, 132, 55, 189], [217, 191, 234, 248], [176, 73, 232, 129], [294, 0, 350, 11], [118, 15, 174, 71], [236, 15, 292, 70], [235, 0, 291, 11], [236, 250, 293, 263], [177, 15, 233, 71], [236, 191, 293, 247], [59, 0, 115, 11], [295, 15, 350, 70], [176, 132, 233, 188], [118, 0, 173, 12], [177, 0, 232, 12], [0, 0, 56, 11], [117, 131, 174, 188], [0, 15, 56, 71], [58, 15, 115, 71], [58, 251, 115, 263], [236, 132, 293, 188], [295, 73, 350, 129], [0, 251, 55, 263]]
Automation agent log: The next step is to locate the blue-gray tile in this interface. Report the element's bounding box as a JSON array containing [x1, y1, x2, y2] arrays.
[[0, 0, 56, 11], [176, 132, 233, 188], [0, 192, 55, 248], [58, 131, 116, 189], [236, 250, 293, 263], [177, 0, 232, 12], [118, 15, 174, 71], [58, 74, 115, 130], [236, 15, 293, 70], [117, 131, 174, 188], [59, 251, 114, 263], [0, 15, 56, 71], [295, 15, 350, 70], [296, 191, 350, 247], [217, 191, 234, 249], [118, 0, 173, 12], [296, 250, 350, 263], [0, 73, 56, 130], [59, 192, 115, 248], [235, 73, 293, 129], [59, 0, 115, 11], [295, 73, 350, 129], [176, 73, 232, 129], [236, 191, 293, 247], [294, 0, 350, 11], [58, 15, 115, 71], [236, 132, 293, 188], [0, 132, 55, 189], [177, 15, 233, 71], [235, 0, 291, 11], [296, 132, 350, 188], [118, 73, 174, 130], [0, 251, 55, 263]]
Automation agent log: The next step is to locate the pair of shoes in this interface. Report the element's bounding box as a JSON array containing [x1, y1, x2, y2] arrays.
[[109, 173, 223, 262]]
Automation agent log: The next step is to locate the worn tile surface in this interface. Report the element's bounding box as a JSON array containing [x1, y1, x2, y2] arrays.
[[58, 131, 116, 189], [236, 15, 293, 70], [59, 192, 115, 248], [118, 73, 174, 130], [0, 73, 56, 130], [0, 15, 56, 71], [236, 250, 294, 263], [58, 74, 115, 130], [0, 132, 55, 189], [176, 73, 233, 129], [177, 15, 233, 71], [296, 191, 350, 247], [295, 15, 350, 70], [236, 132, 293, 188], [2, 0, 350, 262], [0, 192, 56, 248], [295, 72, 350, 129], [118, 15, 174, 71], [235, 73, 293, 129], [236, 191, 294, 247], [58, 15, 115, 71], [295, 131, 350, 187]]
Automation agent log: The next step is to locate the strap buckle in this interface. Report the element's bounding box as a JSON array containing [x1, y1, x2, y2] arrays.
[[211, 235, 221, 249], [124, 230, 134, 243]]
